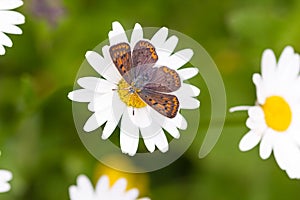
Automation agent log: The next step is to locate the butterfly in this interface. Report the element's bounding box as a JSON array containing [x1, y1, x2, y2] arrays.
[[109, 40, 181, 118]]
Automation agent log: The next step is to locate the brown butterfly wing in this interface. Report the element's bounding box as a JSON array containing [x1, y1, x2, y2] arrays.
[[138, 90, 179, 118], [143, 66, 181, 93], [132, 40, 158, 68], [109, 42, 132, 82]]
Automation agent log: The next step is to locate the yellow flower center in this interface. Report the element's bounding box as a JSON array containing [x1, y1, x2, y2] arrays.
[[117, 79, 146, 108], [262, 96, 292, 132]]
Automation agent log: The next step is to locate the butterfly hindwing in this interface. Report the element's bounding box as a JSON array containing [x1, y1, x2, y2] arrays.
[[138, 89, 179, 118], [109, 42, 132, 80], [143, 66, 181, 93], [132, 40, 158, 68]]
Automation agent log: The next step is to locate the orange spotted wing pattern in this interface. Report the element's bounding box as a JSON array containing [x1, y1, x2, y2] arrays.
[[132, 40, 158, 67], [138, 90, 179, 118], [109, 42, 132, 81], [109, 40, 181, 118]]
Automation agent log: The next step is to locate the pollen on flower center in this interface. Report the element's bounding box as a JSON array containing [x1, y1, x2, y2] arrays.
[[117, 79, 146, 108], [262, 96, 292, 132]]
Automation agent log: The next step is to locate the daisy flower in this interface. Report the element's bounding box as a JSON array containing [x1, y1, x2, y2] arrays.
[[0, 0, 25, 55], [230, 46, 300, 179], [68, 21, 200, 156], [69, 174, 150, 200]]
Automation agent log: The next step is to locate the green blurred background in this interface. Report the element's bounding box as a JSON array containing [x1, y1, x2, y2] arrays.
[[1, 0, 300, 199]]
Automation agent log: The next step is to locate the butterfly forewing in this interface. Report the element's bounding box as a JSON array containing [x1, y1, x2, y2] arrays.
[[109, 43, 132, 82], [132, 40, 158, 68], [138, 90, 179, 118], [143, 66, 181, 93]]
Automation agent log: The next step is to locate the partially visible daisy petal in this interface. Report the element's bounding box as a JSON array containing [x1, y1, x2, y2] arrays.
[[130, 23, 143, 47], [120, 111, 139, 156], [0, 0, 23, 10], [177, 67, 199, 80], [162, 49, 194, 70], [68, 89, 95, 102], [83, 108, 110, 132], [150, 27, 168, 48], [141, 123, 168, 153], [128, 107, 152, 128], [259, 130, 273, 159], [179, 97, 200, 109], [277, 46, 300, 80], [0, 169, 12, 193], [109, 21, 128, 45], [239, 130, 261, 151]]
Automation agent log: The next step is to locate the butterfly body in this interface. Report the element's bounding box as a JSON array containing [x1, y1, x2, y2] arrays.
[[110, 40, 181, 118]]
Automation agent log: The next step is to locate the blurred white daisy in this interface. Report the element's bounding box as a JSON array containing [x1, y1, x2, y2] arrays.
[[0, 169, 12, 193], [0, 0, 25, 55], [68, 21, 200, 156], [69, 175, 150, 200], [230, 46, 300, 179]]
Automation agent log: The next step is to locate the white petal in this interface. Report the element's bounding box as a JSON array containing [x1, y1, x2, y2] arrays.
[[68, 89, 94, 102], [0, 45, 5, 55], [150, 109, 180, 138], [273, 135, 290, 170], [0, 11, 25, 25], [252, 73, 265, 104], [0, 0, 23, 9], [141, 123, 168, 153], [0, 183, 11, 193], [85, 50, 121, 84], [108, 21, 128, 45], [128, 107, 152, 128], [102, 93, 126, 139], [120, 111, 139, 156], [285, 147, 300, 179], [175, 83, 200, 97], [124, 189, 139, 199], [130, 23, 143, 47], [69, 175, 95, 200], [151, 129, 168, 153], [83, 109, 110, 132], [0, 32, 12, 47], [229, 105, 252, 112], [156, 35, 178, 59], [239, 130, 261, 151], [277, 46, 300, 80], [110, 178, 127, 194], [179, 97, 200, 109], [95, 176, 109, 196], [261, 49, 277, 87], [248, 106, 264, 120], [177, 67, 199, 80], [0, 170, 12, 182], [88, 92, 113, 112], [161, 35, 178, 54], [259, 129, 273, 159], [165, 49, 194, 70], [150, 27, 168, 48], [0, 24, 22, 34], [77, 77, 116, 92], [171, 113, 187, 130]]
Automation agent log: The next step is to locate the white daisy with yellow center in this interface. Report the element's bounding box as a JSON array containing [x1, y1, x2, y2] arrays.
[[230, 46, 300, 179], [0, 0, 25, 55], [69, 175, 150, 200], [68, 21, 200, 156]]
